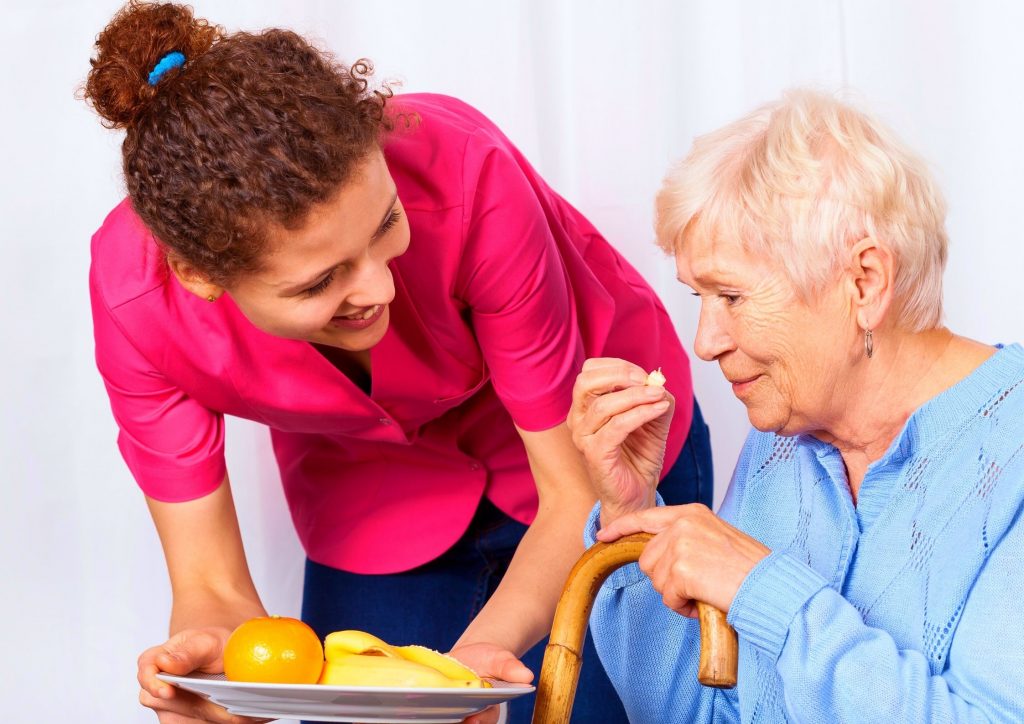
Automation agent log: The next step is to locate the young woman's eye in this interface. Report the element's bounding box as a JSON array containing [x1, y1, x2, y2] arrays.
[[378, 208, 401, 235], [304, 269, 336, 297]]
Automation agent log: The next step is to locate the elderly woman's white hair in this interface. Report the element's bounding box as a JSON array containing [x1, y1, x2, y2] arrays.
[[656, 89, 948, 332]]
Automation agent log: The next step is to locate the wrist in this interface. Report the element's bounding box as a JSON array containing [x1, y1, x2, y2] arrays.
[[454, 626, 523, 658], [599, 492, 657, 529], [170, 593, 267, 635]]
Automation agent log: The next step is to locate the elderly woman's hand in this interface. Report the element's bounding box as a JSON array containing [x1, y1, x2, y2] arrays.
[[568, 358, 674, 527], [597, 505, 771, 616]]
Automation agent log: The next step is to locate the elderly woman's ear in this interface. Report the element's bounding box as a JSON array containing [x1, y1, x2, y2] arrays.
[[846, 237, 896, 335]]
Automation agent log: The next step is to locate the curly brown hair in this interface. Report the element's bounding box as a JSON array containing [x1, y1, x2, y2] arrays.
[[83, 1, 394, 284]]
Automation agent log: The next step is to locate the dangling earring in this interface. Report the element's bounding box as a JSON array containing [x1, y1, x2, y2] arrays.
[[864, 329, 874, 359], [207, 294, 216, 303]]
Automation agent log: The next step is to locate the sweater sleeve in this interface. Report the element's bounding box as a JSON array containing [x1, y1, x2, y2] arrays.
[[729, 506, 1024, 723]]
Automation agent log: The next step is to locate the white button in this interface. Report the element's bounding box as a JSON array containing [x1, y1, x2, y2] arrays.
[[469, 462, 481, 471], [379, 418, 392, 426]]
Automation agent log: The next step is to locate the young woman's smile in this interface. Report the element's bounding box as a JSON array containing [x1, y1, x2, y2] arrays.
[[225, 149, 411, 352]]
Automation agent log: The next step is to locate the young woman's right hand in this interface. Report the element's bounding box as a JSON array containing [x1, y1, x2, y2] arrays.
[[137, 627, 270, 724], [568, 358, 675, 527], [140, 481, 271, 722]]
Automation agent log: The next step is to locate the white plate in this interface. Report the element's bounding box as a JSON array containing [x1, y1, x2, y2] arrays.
[[156, 672, 534, 722]]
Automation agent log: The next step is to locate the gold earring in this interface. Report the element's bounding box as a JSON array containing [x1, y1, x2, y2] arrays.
[[865, 329, 874, 358], [207, 294, 216, 303]]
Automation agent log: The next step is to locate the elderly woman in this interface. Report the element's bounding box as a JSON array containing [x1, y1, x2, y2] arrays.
[[569, 90, 1024, 722]]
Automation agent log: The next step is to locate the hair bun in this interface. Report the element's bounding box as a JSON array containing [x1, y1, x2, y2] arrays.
[[84, 1, 220, 129]]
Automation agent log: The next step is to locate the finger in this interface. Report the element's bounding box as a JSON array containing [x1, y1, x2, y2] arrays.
[[641, 534, 675, 595], [575, 385, 668, 439], [581, 357, 648, 374], [488, 651, 534, 684], [639, 523, 704, 616], [138, 657, 178, 699], [153, 630, 226, 676], [140, 686, 264, 724], [637, 524, 672, 583], [572, 360, 651, 413], [462, 704, 501, 724], [654, 550, 696, 616], [583, 400, 671, 458], [677, 601, 700, 619], [596, 505, 686, 542]]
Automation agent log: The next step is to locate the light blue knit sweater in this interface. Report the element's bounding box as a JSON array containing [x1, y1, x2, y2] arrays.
[[586, 343, 1024, 723]]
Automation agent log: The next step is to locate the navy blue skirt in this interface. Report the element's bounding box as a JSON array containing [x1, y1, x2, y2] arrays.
[[302, 399, 713, 723]]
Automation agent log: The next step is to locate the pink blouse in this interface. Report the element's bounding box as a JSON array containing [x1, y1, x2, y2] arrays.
[[90, 94, 693, 573]]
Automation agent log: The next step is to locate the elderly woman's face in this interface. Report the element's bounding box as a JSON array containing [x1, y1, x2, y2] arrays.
[[676, 228, 849, 435]]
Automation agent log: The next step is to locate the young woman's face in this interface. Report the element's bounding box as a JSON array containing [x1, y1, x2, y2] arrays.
[[226, 149, 411, 351]]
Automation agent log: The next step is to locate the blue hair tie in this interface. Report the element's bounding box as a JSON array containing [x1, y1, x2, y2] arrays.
[[148, 51, 186, 86]]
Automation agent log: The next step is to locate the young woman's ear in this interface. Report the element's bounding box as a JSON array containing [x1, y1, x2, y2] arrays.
[[167, 256, 224, 302]]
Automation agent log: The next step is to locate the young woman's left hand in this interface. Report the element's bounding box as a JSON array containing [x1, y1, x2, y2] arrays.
[[597, 504, 771, 616], [448, 642, 533, 724]]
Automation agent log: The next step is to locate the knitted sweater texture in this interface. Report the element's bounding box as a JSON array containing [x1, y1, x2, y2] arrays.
[[587, 343, 1024, 723]]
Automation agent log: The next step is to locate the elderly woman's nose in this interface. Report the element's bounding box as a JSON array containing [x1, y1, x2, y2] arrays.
[[694, 306, 732, 361]]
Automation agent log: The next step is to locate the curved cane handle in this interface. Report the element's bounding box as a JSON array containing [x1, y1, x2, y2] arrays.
[[531, 533, 737, 724]]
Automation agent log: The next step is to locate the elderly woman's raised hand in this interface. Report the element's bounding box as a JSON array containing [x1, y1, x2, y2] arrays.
[[568, 358, 674, 526], [597, 505, 771, 616]]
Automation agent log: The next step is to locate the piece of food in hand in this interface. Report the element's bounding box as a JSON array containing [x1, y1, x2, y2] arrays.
[[320, 630, 489, 688], [223, 615, 324, 684], [645, 367, 667, 387]]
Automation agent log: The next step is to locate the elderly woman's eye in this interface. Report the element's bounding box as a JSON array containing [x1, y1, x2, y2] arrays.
[[720, 294, 741, 305]]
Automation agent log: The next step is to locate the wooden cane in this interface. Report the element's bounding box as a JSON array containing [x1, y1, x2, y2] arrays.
[[531, 533, 738, 724]]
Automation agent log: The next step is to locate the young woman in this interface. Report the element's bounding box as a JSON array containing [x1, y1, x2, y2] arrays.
[[84, 3, 712, 722]]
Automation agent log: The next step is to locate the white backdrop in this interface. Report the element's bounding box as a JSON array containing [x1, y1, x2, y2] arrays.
[[2, 1, 1023, 721]]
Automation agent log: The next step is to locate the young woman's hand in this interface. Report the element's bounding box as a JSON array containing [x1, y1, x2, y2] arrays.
[[568, 358, 674, 527], [448, 642, 533, 724], [137, 627, 270, 724], [139, 483, 270, 722]]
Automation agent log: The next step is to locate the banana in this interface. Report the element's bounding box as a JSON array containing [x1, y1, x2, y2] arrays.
[[324, 630, 402, 660], [319, 631, 491, 688], [396, 645, 488, 686], [318, 653, 483, 688]]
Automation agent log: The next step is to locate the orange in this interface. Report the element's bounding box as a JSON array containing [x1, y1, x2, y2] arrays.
[[223, 616, 324, 684]]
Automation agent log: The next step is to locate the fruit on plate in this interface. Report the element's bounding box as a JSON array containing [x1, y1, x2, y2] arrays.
[[645, 367, 666, 387], [324, 629, 402, 660], [396, 644, 484, 683], [319, 630, 489, 688], [319, 652, 482, 688], [223, 616, 324, 684]]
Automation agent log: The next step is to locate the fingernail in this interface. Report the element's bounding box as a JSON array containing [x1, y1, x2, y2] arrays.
[[654, 400, 670, 410], [629, 371, 647, 385]]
